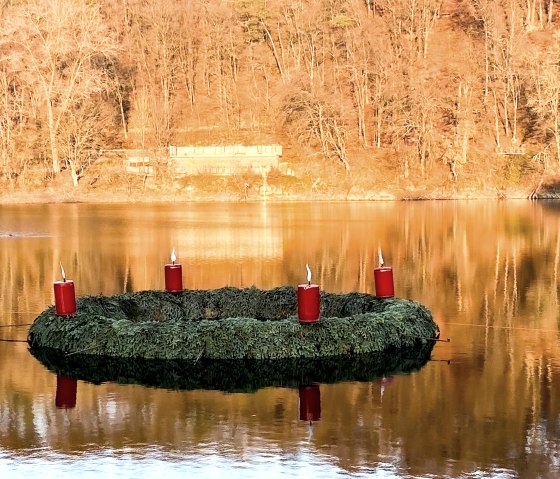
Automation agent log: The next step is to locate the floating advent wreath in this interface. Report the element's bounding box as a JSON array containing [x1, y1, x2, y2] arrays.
[[28, 286, 439, 362]]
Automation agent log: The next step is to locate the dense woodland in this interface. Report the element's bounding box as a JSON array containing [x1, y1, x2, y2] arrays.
[[1, 0, 560, 193]]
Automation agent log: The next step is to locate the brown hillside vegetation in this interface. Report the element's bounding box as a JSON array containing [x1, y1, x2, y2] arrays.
[[1, 0, 560, 201]]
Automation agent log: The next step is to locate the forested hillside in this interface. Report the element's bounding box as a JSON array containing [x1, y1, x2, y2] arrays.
[[1, 0, 559, 198]]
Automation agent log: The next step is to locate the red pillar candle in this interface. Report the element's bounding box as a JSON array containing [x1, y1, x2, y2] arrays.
[[55, 375, 77, 409], [374, 266, 394, 298], [299, 384, 321, 422], [165, 264, 183, 292], [297, 284, 320, 323], [374, 247, 394, 298], [165, 248, 183, 292], [298, 264, 320, 323], [53, 280, 77, 316]]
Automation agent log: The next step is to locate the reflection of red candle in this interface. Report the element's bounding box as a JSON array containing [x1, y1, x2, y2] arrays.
[[299, 384, 321, 422], [55, 375, 77, 409], [297, 264, 320, 323], [374, 247, 394, 298], [165, 248, 183, 292], [53, 263, 76, 316]]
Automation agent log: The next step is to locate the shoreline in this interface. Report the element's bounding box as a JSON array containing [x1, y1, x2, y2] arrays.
[[0, 186, 543, 205], [3, 167, 558, 205]]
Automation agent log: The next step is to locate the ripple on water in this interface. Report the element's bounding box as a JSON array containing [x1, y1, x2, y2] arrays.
[[0, 446, 404, 478], [0, 232, 53, 238]]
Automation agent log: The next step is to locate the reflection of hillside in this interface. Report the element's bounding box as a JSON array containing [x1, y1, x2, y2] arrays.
[[539, 199, 560, 215], [122, 204, 283, 288], [6, 201, 558, 317], [174, 225, 282, 261], [2, 355, 558, 476]]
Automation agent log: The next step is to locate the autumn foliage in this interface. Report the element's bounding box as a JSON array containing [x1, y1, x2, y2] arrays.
[[1, 0, 560, 190]]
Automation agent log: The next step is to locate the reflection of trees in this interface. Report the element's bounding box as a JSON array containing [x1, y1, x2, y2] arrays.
[[2, 361, 558, 475], [1, 202, 560, 475], [275, 201, 560, 474]]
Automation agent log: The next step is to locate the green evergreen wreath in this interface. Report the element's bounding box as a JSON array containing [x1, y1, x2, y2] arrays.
[[28, 286, 438, 361]]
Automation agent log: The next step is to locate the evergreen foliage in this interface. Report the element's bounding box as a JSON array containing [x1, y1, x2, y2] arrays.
[[28, 287, 438, 360]]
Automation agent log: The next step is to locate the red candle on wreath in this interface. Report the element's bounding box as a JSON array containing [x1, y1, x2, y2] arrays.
[[55, 375, 77, 409], [374, 246, 394, 298], [297, 264, 320, 323], [53, 262, 77, 316], [299, 384, 321, 422], [165, 248, 183, 292]]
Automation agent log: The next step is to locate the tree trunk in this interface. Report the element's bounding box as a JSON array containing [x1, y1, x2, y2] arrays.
[[70, 161, 79, 187], [555, 113, 560, 167], [47, 100, 60, 174], [484, 25, 489, 102], [262, 20, 285, 82], [493, 91, 501, 149]]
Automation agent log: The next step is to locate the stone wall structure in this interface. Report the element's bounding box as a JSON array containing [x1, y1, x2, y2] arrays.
[[125, 145, 283, 176]]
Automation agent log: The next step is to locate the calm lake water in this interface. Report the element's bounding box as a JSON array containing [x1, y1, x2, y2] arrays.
[[1, 201, 559, 478]]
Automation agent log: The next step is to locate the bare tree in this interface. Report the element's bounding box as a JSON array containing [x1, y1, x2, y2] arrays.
[[0, 0, 117, 176], [398, 75, 438, 177], [127, 1, 181, 148], [343, 1, 395, 149], [473, 0, 494, 103], [526, 44, 560, 166], [444, 77, 477, 180], [107, 60, 133, 141], [176, 1, 203, 111], [472, 0, 526, 149], [58, 100, 114, 187], [376, 0, 442, 62], [523, 0, 557, 30], [263, 0, 326, 89], [0, 69, 19, 181], [282, 91, 349, 171], [344, 23, 371, 147], [502, 2, 527, 145]]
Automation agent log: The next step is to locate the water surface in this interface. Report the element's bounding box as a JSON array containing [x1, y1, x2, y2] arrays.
[[1, 201, 559, 478]]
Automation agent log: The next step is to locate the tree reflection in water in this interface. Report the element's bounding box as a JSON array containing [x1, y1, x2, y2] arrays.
[[0, 202, 559, 477]]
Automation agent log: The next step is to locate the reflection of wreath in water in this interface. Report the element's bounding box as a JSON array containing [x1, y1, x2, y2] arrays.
[[28, 286, 438, 362], [31, 343, 435, 393]]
